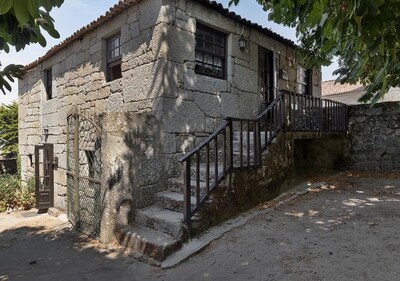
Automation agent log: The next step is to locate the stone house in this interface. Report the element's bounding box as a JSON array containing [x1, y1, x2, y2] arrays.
[[322, 80, 400, 104], [19, 0, 323, 259]]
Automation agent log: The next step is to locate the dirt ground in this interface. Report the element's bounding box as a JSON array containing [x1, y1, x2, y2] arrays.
[[1, 172, 400, 281]]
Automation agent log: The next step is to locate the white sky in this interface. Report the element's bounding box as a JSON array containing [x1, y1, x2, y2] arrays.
[[0, 0, 338, 105]]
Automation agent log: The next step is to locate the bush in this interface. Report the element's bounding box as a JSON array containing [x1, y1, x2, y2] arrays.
[[0, 175, 35, 212]]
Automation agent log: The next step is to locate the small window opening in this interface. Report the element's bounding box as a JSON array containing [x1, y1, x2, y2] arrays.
[[107, 34, 122, 82], [45, 68, 52, 100], [195, 24, 226, 79], [297, 66, 310, 95]]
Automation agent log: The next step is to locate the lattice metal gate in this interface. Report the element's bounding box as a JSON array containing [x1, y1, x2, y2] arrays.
[[67, 114, 102, 237]]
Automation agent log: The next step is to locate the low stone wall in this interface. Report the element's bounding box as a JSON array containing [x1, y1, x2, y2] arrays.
[[194, 134, 296, 234], [349, 102, 400, 171], [193, 132, 350, 233]]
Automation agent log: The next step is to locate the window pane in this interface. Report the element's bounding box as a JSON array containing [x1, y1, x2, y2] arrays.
[[215, 46, 224, 56], [205, 33, 213, 42], [205, 41, 213, 53], [215, 35, 224, 46], [195, 24, 226, 79], [195, 52, 203, 62], [204, 54, 213, 65], [196, 38, 204, 49], [108, 34, 122, 61]]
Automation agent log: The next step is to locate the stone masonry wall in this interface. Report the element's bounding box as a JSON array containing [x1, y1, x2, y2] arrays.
[[156, 0, 322, 184], [18, 0, 323, 240], [349, 102, 400, 171], [19, 0, 173, 211], [194, 134, 296, 234]]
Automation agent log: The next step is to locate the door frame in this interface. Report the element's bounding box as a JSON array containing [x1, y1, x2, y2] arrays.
[[35, 143, 54, 210], [259, 47, 275, 110]]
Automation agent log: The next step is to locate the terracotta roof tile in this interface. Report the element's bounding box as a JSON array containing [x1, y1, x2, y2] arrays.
[[322, 80, 365, 96], [24, 0, 140, 71], [24, 0, 296, 71], [194, 0, 296, 48]]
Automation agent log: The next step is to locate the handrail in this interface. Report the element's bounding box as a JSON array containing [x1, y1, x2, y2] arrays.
[[179, 120, 230, 162], [257, 93, 282, 120], [180, 90, 349, 234]]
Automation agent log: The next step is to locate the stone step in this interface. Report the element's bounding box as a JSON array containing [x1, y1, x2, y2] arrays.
[[191, 163, 224, 180], [116, 224, 181, 262], [155, 191, 196, 213], [135, 206, 186, 240], [168, 177, 208, 196]]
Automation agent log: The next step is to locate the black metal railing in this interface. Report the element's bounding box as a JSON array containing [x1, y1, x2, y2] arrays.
[[284, 91, 348, 132], [180, 91, 348, 232]]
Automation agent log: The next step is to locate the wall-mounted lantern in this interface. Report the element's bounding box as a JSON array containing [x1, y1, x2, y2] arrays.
[[43, 128, 49, 143], [239, 35, 247, 51]]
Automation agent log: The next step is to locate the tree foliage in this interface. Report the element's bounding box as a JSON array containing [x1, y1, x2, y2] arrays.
[[0, 0, 64, 95], [230, 0, 399, 103], [0, 102, 18, 157]]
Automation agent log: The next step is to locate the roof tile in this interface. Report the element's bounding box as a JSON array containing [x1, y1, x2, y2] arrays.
[[322, 80, 365, 96], [24, 0, 296, 71]]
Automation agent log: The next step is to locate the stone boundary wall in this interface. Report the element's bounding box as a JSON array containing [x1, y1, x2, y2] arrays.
[[349, 102, 400, 171], [193, 133, 349, 233]]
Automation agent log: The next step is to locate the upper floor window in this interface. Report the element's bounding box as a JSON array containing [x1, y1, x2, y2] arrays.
[[107, 34, 122, 82], [45, 68, 52, 100], [297, 66, 309, 95], [195, 24, 226, 79]]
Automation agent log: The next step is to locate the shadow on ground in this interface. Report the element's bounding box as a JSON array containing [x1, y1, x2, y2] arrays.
[[1, 172, 400, 281], [0, 215, 160, 281]]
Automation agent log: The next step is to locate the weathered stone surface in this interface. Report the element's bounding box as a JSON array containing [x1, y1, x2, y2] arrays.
[[107, 93, 124, 112], [162, 98, 214, 133], [194, 92, 221, 118], [184, 69, 228, 93], [18, 0, 323, 252], [122, 60, 165, 102], [349, 102, 400, 171]]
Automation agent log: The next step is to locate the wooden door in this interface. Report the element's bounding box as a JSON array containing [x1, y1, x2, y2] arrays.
[[35, 144, 54, 209], [259, 48, 275, 111]]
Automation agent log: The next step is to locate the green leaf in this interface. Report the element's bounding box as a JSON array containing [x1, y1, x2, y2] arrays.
[[27, 0, 40, 18], [0, 0, 14, 14], [39, 0, 52, 11], [14, 0, 31, 25]]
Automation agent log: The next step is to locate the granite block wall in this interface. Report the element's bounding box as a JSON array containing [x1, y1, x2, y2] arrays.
[[18, 0, 323, 241], [349, 102, 400, 171]]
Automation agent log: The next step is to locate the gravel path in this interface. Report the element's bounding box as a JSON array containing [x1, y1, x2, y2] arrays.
[[1, 173, 399, 281]]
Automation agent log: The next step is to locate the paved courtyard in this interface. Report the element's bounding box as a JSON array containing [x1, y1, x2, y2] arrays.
[[1, 172, 399, 281]]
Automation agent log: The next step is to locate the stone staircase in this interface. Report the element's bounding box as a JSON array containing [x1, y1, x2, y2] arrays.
[[115, 91, 349, 262], [116, 131, 270, 261]]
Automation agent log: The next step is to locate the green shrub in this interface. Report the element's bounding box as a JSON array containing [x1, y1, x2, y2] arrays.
[[0, 175, 35, 212]]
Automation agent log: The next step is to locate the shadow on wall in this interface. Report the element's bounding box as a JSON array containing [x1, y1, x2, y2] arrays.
[[294, 137, 351, 172], [100, 5, 204, 241]]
